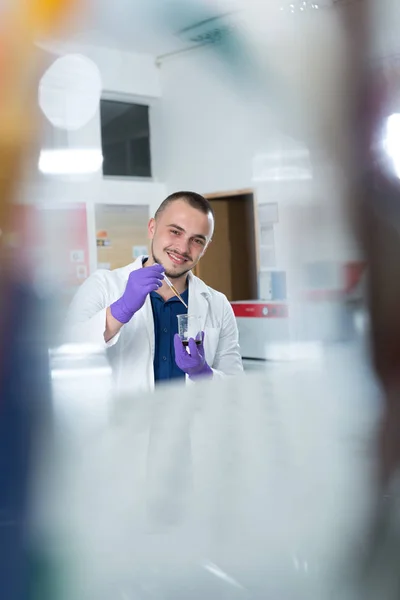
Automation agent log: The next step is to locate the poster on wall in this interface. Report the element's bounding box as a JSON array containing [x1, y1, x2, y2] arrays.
[[96, 230, 111, 247], [95, 204, 149, 270], [76, 265, 88, 280], [13, 202, 90, 289], [70, 249, 85, 263]]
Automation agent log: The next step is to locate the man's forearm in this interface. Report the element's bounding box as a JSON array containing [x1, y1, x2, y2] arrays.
[[104, 307, 123, 343]]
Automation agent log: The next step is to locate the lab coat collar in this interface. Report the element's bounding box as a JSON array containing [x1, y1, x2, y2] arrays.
[[187, 270, 211, 297]]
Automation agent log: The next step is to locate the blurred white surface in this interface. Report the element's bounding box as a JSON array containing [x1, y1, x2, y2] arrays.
[[41, 343, 381, 600]]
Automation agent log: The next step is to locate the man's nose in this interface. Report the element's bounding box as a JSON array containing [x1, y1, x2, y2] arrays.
[[176, 237, 190, 255]]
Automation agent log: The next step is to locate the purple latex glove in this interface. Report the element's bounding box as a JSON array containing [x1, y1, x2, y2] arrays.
[[174, 331, 213, 380], [110, 264, 164, 324]]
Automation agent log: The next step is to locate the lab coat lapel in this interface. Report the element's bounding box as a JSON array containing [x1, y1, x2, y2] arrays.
[[131, 256, 155, 359], [188, 274, 210, 331], [141, 294, 155, 357]]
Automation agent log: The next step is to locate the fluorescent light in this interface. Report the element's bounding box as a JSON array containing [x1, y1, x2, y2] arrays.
[[385, 113, 400, 177], [39, 148, 103, 175]]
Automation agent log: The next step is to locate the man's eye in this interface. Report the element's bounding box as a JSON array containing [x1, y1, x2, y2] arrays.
[[171, 230, 179, 235], [194, 239, 205, 246]]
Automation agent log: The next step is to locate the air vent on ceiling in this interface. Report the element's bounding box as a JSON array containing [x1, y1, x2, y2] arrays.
[[176, 12, 242, 47]]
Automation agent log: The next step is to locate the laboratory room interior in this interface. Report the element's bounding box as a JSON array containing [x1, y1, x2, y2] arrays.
[[2, 0, 400, 599]]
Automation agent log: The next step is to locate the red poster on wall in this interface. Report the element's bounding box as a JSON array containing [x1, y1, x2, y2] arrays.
[[10, 203, 90, 289]]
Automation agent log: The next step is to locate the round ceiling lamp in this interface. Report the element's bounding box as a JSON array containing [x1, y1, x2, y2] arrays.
[[39, 53, 102, 131]]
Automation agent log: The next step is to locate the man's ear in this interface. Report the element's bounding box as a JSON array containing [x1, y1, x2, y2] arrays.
[[148, 217, 156, 239]]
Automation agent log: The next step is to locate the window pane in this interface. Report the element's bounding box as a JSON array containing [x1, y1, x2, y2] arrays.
[[100, 100, 152, 178]]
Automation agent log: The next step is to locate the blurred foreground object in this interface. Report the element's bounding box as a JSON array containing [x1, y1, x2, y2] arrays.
[[41, 1, 385, 599], [0, 1, 80, 599], [0, 283, 52, 600], [23, 0, 400, 598], [342, 0, 400, 595], [42, 348, 379, 600], [0, 0, 78, 250], [157, 3, 400, 597]]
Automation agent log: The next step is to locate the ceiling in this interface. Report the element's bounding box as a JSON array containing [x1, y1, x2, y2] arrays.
[[60, 0, 400, 62], [64, 0, 219, 57], [60, 0, 333, 55]]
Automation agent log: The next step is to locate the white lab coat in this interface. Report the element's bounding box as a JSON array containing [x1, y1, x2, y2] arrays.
[[65, 256, 243, 394]]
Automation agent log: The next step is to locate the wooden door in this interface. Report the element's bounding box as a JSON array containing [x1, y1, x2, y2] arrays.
[[195, 199, 233, 299], [195, 193, 258, 301]]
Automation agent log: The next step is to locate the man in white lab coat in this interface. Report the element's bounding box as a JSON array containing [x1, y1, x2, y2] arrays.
[[66, 191, 243, 394]]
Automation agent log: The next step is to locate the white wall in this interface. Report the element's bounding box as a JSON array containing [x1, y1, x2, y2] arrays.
[[32, 41, 166, 274], [155, 47, 271, 194], [156, 44, 362, 283]]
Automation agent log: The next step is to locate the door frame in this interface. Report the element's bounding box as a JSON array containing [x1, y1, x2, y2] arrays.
[[205, 188, 253, 200]]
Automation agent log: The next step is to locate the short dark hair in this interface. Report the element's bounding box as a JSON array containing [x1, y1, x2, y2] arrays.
[[155, 191, 214, 220]]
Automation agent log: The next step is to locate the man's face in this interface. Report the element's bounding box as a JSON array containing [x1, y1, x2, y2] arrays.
[[148, 199, 213, 278]]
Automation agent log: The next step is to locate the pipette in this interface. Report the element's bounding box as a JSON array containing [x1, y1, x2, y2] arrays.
[[163, 274, 188, 309]]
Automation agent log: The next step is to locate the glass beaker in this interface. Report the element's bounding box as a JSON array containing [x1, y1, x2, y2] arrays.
[[177, 315, 202, 347]]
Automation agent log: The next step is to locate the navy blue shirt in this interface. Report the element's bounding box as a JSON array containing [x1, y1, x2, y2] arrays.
[[150, 288, 189, 383]]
